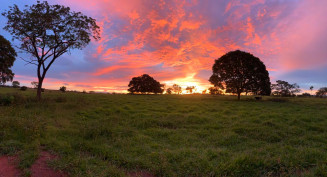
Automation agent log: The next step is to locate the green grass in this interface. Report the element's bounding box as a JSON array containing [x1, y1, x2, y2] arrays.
[[1, 87, 327, 176]]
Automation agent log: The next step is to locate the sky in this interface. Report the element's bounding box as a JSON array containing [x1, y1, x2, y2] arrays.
[[1, 0, 326, 93]]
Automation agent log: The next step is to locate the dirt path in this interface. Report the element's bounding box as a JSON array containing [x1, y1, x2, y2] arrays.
[[0, 152, 66, 177], [0, 156, 21, 177]]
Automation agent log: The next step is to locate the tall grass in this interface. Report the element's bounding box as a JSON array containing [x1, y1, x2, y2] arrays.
[[1, 87, 327, 176]]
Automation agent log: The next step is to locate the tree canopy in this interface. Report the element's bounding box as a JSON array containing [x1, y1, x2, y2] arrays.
[[0, 35, 17, 85], [172, 84, 182, 94], [316, 87, 327, 97], [2, 1, 100, 99], [209, 50, 271, 100], [271, 80, 301, 97], [128, 74, 164, 94]]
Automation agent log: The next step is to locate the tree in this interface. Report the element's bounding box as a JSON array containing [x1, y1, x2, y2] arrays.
[[31, 81, 38, 89], [186, 86, 195, 94], [172, 84, 182, 94], [128, 74, 164, 94], [2, 1, 100, 100], [0, 35, 17, 85], [208, 87, 223, 95], [209, 50, 271, 100], [166, 88, 173, 94], [12, 81, 20, 88], [316, 87, 327, 97], [271, 80, 301, 97], [310, 86, 314, 95], [59, 86, 66, 92], [202, 89, 207, 94]]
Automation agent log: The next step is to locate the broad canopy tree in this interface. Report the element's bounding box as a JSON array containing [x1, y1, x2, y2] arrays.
[[271, 80, 301, 97], [0, 35, 17, 85], [209, 50, 271, 100], [2, 1, 100, 100], [128, 74, 164, 94], [316, 87, 327, 97]]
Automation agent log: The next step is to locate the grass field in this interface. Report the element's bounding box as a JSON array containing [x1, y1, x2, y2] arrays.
[[1, 87, 327, 176]]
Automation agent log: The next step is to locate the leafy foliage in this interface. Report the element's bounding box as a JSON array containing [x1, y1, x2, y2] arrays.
[[271, 80, 301, 97], [316, 87, 327, 97], [166, 88, 173, 94], [186, 86, 196, 94], [172, 84, 182, 94], [12, 81, 20, 88], [128, 74, 164, 94], [0, 35, 17, 84], [208, 87, 223, 95], [59, 86, 67, 92], [2, 1, 100, 99], [31, 81, 38, 89], [209, 50, 271, 100]]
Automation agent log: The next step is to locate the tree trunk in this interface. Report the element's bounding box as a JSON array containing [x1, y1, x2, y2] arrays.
[[37, 77, 43, 101], [237, 92, 241, 100]]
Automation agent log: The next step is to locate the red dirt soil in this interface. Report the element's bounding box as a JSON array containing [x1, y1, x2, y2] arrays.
[[0, 156, 21, 177], [31, 151, 67, 177], [0, 151, 66, 177]]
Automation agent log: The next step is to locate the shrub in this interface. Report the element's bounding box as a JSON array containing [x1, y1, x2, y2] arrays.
[[41, 88, 45, 92], [20, 86, 28, 91], [0, 93, 26, 106], [59, 86, 67, 92]]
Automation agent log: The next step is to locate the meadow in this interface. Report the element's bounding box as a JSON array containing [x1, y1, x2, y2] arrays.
[[0, 87, 327, 176]]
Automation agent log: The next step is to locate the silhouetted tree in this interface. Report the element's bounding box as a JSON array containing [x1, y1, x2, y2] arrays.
[[31, 81, 38, 89], [172, 84, 182, 94], [316, 87, 327, 97], [202, 89, 207, 94], [186, 86, 195, 94], [59, 86, 67, 92], [310, 86, 314, 95], [208, 87, 223, 95], [128, 74, 164, 94], [0, 35, 17, 85], [209, 50, 271, 100], [12, 81, 20, 88], [166, 88, 173, 94], [2, 1, 100, 100], [271, 80, 301, 97]]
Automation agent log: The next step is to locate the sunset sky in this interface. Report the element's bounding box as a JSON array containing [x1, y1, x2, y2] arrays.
[[1, 0, 326, 93]]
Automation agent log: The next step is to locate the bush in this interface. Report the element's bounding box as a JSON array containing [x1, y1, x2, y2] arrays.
[[0, 93, 26, 106], [41, 88, 45, 92], [20, 86, 28, 91], [59, 86, 67, 92]]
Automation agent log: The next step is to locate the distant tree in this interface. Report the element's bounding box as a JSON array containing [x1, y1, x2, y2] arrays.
[[166, 88, 173, 94], [31, 81, 38, 89], [186, 86, 195, 94], [208, 87, 223, 95], [202, 89, 207, 94], [209, 50, 271, 100], [271, 80, 301, 97], [59, 86, 66, 92], [128, 74, 164, 94], [12, 81, 20, 88], [0, 35, 17, 85], [299, 93, 311, 97], [310, 86, 314, 95], [2, 1, 100, 100], [172, 84, 182, 94], [316, 87, 327, 97]]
